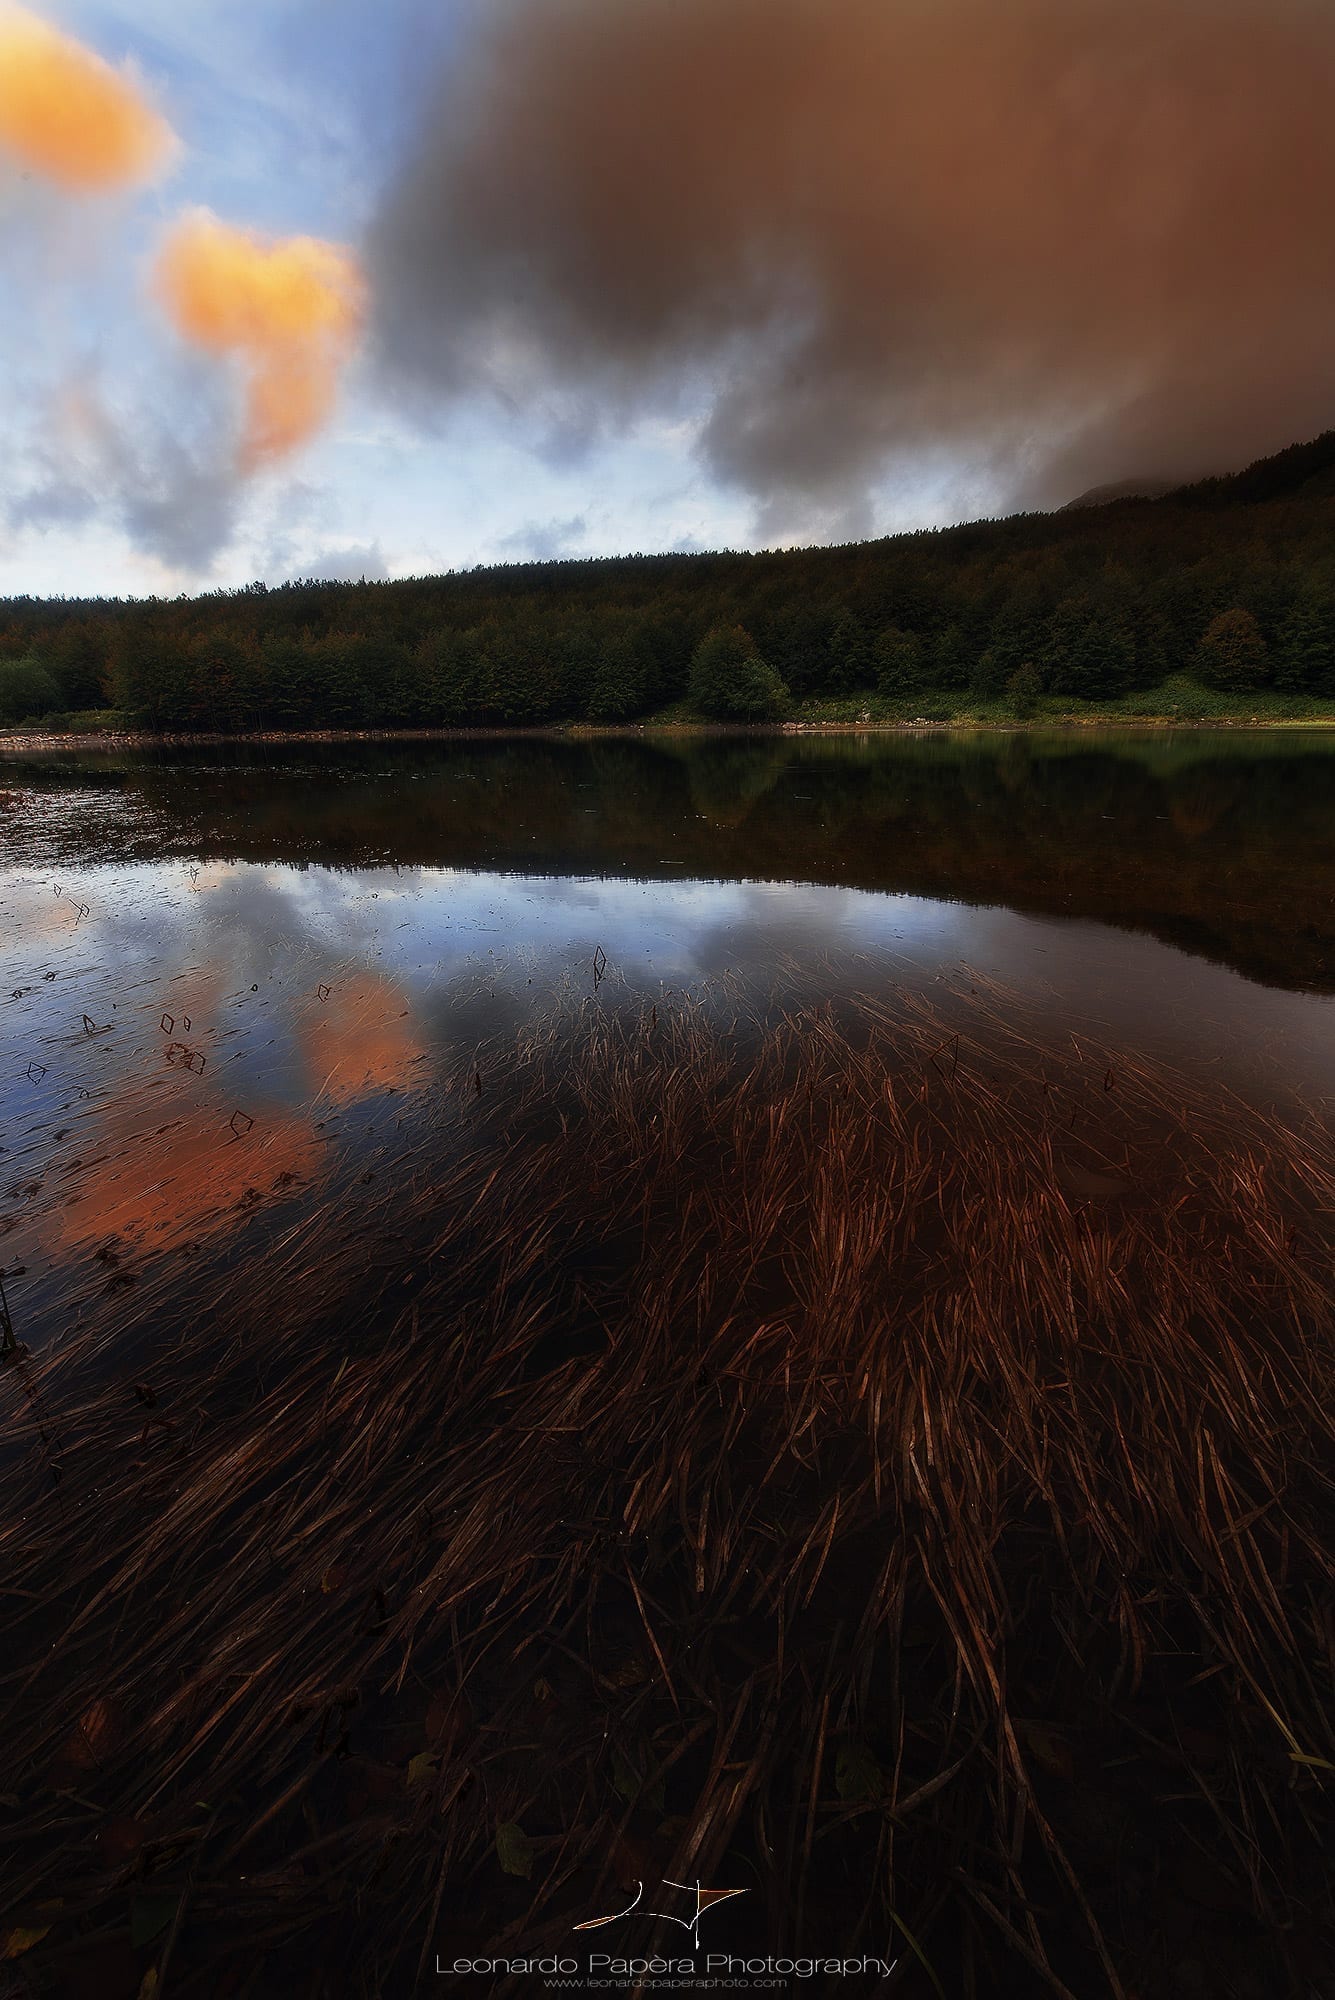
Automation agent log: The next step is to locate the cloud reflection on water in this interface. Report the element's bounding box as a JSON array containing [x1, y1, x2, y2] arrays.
[[2, 845, 1333, 1346]]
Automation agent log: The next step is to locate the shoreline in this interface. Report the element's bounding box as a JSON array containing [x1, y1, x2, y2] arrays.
[[5, 714, 1335, 754]]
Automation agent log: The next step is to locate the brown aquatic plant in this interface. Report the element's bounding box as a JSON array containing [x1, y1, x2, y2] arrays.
[[0, 971, 1331, 1994]]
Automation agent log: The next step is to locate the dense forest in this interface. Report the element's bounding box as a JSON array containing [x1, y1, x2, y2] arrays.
[[3, 431, 1335, 731]]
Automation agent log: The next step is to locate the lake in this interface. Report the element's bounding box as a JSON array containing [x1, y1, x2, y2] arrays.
[[2, 728, 1333, 1347], [2, 727, 1333, 1998]]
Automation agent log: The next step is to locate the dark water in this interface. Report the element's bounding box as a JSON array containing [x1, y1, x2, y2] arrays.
[[2, 728, 1333, 1344]]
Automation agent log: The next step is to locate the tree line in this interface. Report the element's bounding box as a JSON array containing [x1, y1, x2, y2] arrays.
[[3, 433, 1335, 729]]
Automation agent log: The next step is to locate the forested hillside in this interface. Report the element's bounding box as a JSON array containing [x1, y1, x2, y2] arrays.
[[3, 432, 1335, 730]]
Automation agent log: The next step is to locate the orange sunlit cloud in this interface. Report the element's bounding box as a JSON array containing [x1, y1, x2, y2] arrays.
[[0, 2, 176, 192], [154, 209, 365, 466]]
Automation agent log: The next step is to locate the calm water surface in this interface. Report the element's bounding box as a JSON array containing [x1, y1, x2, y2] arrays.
[[2, 729, 1333, 1345]]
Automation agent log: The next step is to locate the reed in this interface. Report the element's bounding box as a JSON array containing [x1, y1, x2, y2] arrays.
[[0, 972, 1331, 1997]]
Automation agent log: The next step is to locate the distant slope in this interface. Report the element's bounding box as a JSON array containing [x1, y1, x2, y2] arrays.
[[1062, 430, 1335, 513], [1061, 478, 1178, 510], [1168, 429, 1335, 507], [5, 427, 1335, 727]]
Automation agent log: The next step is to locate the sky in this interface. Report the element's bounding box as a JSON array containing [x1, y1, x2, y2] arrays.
[[4, 0, 1335, 599], [0, 0, 776, 598]]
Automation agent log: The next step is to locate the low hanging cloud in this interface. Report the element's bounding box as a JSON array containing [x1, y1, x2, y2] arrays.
[[368, 0, 1335, 533], [0, 1, 176, 192], [7, 379, 242, 573], [154, 211, 366, 469], [286, 541, 390, 584], [495, 512, 588, 562]]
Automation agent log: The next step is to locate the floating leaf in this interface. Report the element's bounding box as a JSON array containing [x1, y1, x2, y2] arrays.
[[130, 1893, 178, 1949], [834, 1739, 883, 1802], [609, 1748, 637, 1804], [52, 1696, 122, 1782], [611, 1829, 654, 1893], [600, 1652, 651, 1690], [2, 1901, 61, 1959], [611, 1743, 665, 1812], [96, 1813, 151, 1864], [3, 1925, 52, 1959], [407, 1751, 439, 1789], [496, 1820, 535, 1879], [1016, 1720, 1076, 1780]]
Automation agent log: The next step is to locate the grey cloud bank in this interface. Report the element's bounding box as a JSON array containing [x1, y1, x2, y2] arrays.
[[367, 0, 1335, 536]]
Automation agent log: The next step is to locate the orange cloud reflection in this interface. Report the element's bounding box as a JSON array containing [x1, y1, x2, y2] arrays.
[[299, 973, 427, 1106], [52, 1105, 323, 1258]]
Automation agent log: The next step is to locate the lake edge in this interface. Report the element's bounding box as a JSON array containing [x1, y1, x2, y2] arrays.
[[6, 714, 1335, 757]]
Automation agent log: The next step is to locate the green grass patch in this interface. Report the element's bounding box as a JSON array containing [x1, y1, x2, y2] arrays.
[[0, 708, 131, 736], [783, 677, 1335, 728]]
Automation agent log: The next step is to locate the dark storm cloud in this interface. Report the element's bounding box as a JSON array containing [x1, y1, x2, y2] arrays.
[[368, 0, 1335, 530]]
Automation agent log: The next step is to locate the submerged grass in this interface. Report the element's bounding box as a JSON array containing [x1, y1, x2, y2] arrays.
[[0, 972, 1332, 1997]]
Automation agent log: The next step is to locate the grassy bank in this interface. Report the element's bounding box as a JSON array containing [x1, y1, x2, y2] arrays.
[[1, 974, 1331, 1997], [779, 674, 1335, 729], [2, 677, 1335, 751]]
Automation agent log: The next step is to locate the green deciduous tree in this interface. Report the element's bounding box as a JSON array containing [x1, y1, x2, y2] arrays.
[[930, 623, 970, 690], [826, 610, 875, 692], [874, 626, 926, 696], [688, 625, 789, 721], [0, 654, 61, 723], [1006, 664, 1042, 718], [1194, 608, 1269, 692], [968, 650, 1008, 702]]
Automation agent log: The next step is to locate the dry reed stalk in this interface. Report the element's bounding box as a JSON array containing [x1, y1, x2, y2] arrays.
[[0, 974, 1330, 1996]]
